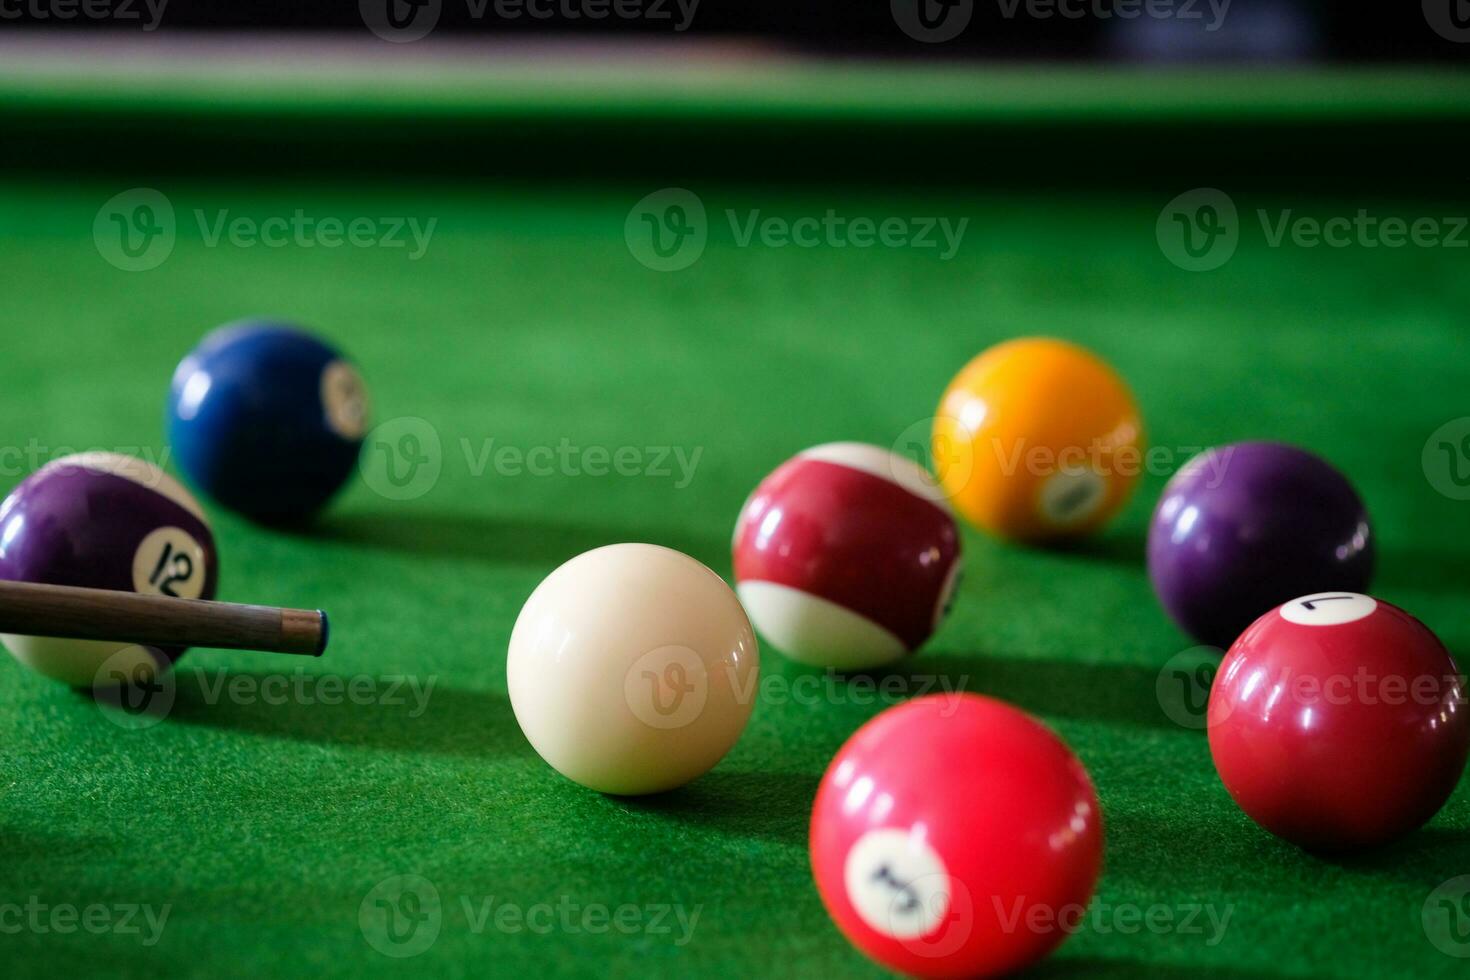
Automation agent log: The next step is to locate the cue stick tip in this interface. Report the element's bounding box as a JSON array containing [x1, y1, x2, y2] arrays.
[[279, 607, 329, 657]]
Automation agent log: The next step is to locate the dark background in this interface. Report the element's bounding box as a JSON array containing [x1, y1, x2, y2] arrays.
[[0, 1, 1466, 63]]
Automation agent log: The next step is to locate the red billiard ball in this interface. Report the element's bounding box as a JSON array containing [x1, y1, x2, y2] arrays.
[[1208, 592, 1469, 851], [810, 694, 1103, 979], [732, 443, 962, 670]]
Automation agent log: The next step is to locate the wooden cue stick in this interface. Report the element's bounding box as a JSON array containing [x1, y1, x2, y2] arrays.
[[0, 580, 328, 657]]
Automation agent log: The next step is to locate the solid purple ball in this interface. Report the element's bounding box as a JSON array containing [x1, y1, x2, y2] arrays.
[[1147, 442, 1374, 648]]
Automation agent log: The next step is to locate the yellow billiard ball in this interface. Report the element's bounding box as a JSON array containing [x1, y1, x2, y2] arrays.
[[932, 338, 1144, 542]]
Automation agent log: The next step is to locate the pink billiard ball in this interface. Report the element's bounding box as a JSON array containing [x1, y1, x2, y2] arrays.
[[732, 443, 961, 670], [1208, 592, 1469, 851], [810, 694, 1103, 979]]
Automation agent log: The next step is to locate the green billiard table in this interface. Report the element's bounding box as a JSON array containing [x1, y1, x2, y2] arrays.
[[1, 45, 1468, 980]]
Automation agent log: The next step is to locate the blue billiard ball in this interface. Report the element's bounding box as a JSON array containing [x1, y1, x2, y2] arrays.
[[167, 321, 370, 524]]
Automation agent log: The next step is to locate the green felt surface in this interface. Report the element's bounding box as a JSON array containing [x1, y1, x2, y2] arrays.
[[3, 59, 1470, 119], [1, 66, 1469, 980]]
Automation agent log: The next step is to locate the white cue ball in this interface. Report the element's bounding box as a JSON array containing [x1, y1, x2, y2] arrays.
[[507, 543, 760, 795]]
